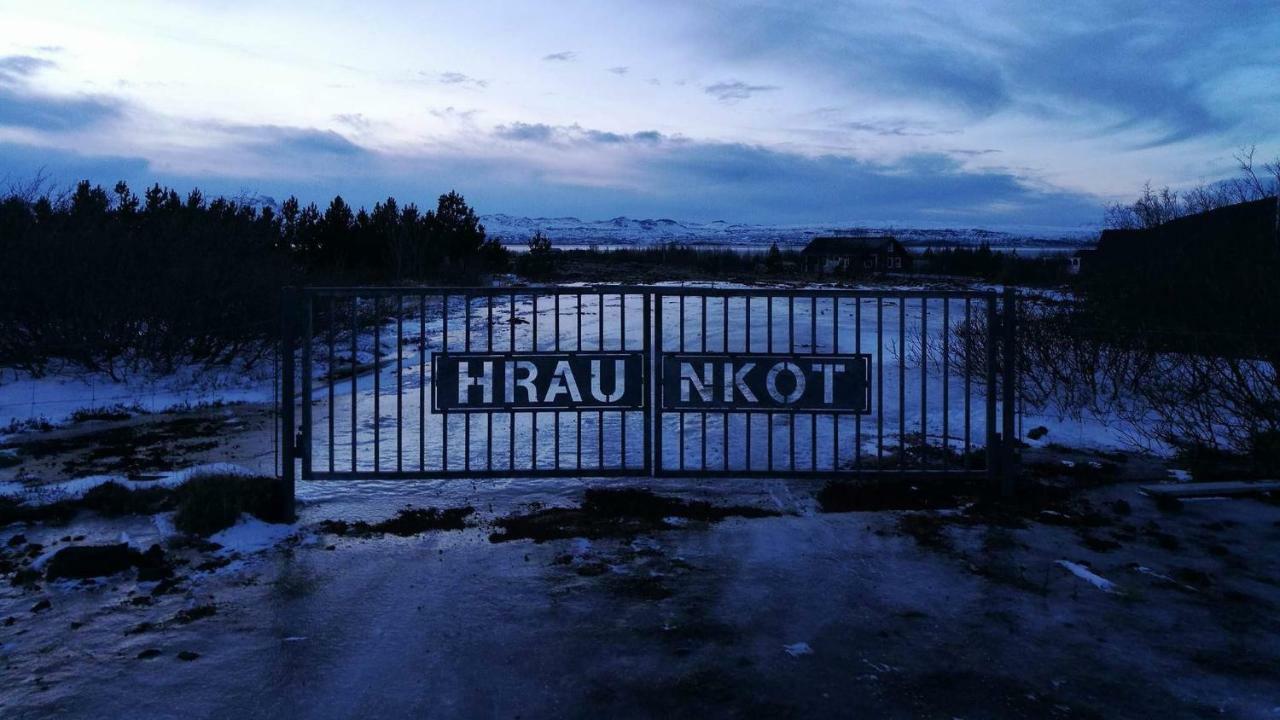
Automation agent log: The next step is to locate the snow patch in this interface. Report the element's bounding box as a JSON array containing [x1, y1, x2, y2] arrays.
[[209, 515, 296, 555], [0, 463, 262, 504], [783, 642, 814, 658], [1056, 560, 1119, 593]]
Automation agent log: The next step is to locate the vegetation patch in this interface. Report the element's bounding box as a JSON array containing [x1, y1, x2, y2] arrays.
[[171, 473, 289, 536], [44, 542, 171, 581], [489, 487, 781, 543], [318, 506, 475, 537], [0, 474, 285, 537]]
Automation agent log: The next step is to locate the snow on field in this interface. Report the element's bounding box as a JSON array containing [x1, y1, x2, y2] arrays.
[[0, 363, 277, 436], [0, 462, 261, 502]]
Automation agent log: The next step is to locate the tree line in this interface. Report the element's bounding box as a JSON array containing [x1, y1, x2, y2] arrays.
[[0, 179, 507, 373]]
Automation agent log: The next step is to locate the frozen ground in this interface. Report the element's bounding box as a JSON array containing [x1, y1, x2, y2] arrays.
[[1, 463, 1278, 719], [1, 280, 1257, 718]]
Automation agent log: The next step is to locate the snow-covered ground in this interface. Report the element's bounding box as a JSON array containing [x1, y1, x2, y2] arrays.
[[2, 470, 1277, 719], [0, 363, 276, 439]]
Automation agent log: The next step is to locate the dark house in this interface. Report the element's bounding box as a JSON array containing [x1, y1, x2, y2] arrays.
[[801, 236, 912, 275], [1086, 196, 1279, 348]]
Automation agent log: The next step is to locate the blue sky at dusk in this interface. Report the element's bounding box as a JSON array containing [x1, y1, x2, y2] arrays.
[[0, 0, 1277, 228]]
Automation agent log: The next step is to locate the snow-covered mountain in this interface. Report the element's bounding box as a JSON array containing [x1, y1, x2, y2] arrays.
[[480, 214, 1098, 248]]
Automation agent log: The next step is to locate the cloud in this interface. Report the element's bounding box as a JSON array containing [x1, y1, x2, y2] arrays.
[[0, 88, 122, 131], [435, 71, 488, 89], [228, 124, 367, 157], [492, 122, 668, 146], [542, 51, 577, 62], [688, 1, 1279, 143], [0, 54, 122, 131], [705, 80, 778, 102], [607, 66, 629, 75], [333, 113, 371, 132], [842, 119, 958, 137], [0, 55, 55, 83], [493, 122, 557, 142], [0, 141, 151, 188]]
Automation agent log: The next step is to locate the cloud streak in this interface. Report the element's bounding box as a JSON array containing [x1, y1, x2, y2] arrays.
[[705, 80, 779, 102]]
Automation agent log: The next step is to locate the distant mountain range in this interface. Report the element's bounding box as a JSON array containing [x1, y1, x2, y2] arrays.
[[479, 214, 1099, 248]]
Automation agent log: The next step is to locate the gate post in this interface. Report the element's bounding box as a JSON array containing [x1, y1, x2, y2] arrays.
[[279, 287, 298, 520], [1000, 287, 1019, 496]]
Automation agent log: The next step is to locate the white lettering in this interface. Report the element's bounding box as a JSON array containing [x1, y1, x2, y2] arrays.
[[679, 362, 714, 402], [458, 360, 493, 404], [812, 362, 846, 404], [544, 360, 583, 403], [507, 361, 538, 403], [590, 359, 626, 403], [723, 361, 757, 402], [765, 361, 805, 404]]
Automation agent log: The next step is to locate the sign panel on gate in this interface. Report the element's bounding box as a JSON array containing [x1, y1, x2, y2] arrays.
[[661, 353, 871, 412], [434, 352, 645, 412]]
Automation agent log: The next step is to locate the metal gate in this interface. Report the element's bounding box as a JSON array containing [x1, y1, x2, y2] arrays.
[[280, 286, 1017, 495]]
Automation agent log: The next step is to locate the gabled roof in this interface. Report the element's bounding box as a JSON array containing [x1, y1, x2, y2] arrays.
[[801, 236, 897, 255]]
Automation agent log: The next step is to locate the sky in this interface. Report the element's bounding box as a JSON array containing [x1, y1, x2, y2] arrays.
[[0, 0, 1277, 230]]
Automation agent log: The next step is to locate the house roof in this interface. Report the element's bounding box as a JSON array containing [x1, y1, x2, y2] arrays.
[[801, 236, 897, 255], [1098, 196, 1279, 253]]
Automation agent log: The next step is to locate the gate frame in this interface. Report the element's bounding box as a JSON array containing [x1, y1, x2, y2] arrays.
[[278, 284, 1020, 514]]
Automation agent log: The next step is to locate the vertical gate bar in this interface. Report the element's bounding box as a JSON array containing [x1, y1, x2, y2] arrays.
[[943, 298, 950, 474], [463, 295, 470, 472], [327, 296, 335, 474], [442, 295, 449, 472], [745, 297, 752, 470], [722, 297, 729, 470], [783, 305, 794, 470], [898, 297, 905, 472], [1001, 287, 1018, 495], [396, 295, 403, 473], [641, 293, 651, 473], [767, 295, 774, 471], [419, 294, 426, 472], [373, 297, 381, 472], [877, 297, 884, 470], [301, 294, 313, 479], [701, 296, 707, 470], [810, 297, 817, 471], [653, 294, 663, 475], [985, 295, 998, 481], [576, 292, 582, 470], [554, 292, 561, 471], [487, 294, 494, 470], [964, 298, 971, 470], [532, 294, 538, 470], [854, 296, 862, 473], [350, 296, 357, 473], [599, 292, 605, 468], [675, 293, 686, 471], [834, 297, 842, 472], [510, 293, 516, 471], [621, 293, 627, 467], [280, 288, 296, 516], [921, 296, 927, 468]]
